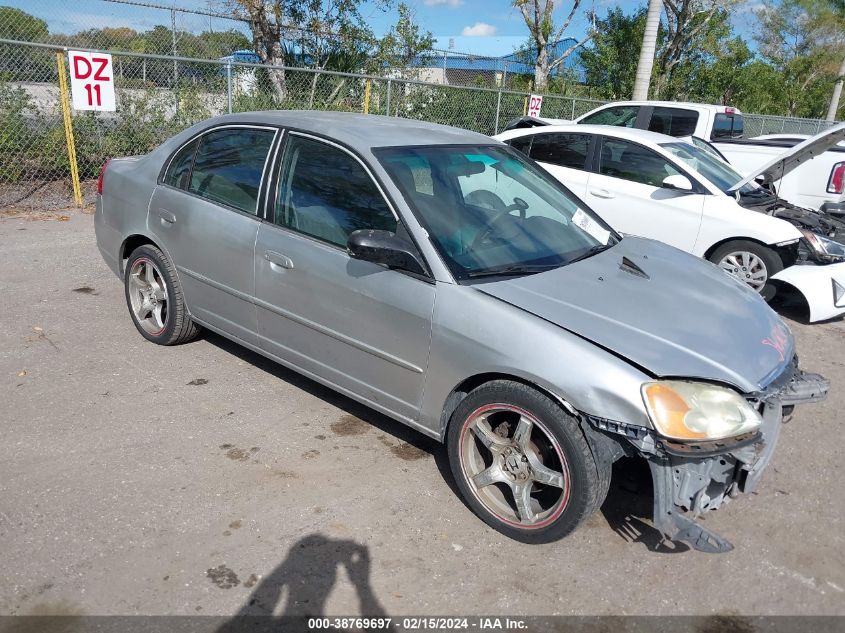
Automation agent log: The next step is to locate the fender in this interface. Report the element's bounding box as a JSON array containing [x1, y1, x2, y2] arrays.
[[771, 262, 845, 322]]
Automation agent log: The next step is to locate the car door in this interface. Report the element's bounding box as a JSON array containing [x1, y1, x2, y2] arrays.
[[148, 125, 278, 345], [585, 136, 705, 252], [526, 131, 594, 197], [253, 133, 435, 423]]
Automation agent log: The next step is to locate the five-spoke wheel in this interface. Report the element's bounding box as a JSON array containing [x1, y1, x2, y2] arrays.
[[124, 244, 200, 345], [447, 380, 609, 543]]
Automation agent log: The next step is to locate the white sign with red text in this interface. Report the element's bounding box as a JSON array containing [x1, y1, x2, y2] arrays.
[[68, 51, 116, 111], [527, 94, 543, 118]]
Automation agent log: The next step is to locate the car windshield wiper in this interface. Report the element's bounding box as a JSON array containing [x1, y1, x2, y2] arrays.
[[466, 264, 560, 279], [566, 243, 614, 265]]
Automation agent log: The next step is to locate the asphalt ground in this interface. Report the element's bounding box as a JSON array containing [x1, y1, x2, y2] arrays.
[[1, 211, 844, 617]]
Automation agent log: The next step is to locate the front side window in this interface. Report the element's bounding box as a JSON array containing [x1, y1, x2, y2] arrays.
[[661, 141, 756, 194], [528, 133, 591, 170], [163, 139, 198, 189], [275, 136, 396, 247], [598, 138, 681, 187], [188, 128, 275, 214], [378, 145, 618, 280], [580, 105, 639, 127], [648, 107, 699, 137]]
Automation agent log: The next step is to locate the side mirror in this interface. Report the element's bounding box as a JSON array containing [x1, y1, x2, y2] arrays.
[[662, 174, 693, 192], [347, 229, 427, 276]]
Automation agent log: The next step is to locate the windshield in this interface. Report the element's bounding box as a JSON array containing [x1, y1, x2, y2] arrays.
[[376, 145, 619, 280], [660, 141, 758, 195]]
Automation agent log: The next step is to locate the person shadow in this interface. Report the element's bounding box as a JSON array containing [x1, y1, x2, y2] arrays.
[[217, 533, 386, 633]]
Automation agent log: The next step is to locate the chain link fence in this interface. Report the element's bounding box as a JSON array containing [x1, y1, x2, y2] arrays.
[[1, 0, 840, 211]]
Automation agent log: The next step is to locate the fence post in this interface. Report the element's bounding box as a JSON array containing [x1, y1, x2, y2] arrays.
[[386, 79, 392, 116], [171, 8, 178, 85], [363, 78, 371, 114], [56, 52, 83, 208], [571, 98, 576, 119], [226, 62, 233, 114], [494, 90, 502, 134]]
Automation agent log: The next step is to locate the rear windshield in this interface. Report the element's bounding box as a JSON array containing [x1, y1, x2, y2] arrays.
[[711, 113, 744, 139]]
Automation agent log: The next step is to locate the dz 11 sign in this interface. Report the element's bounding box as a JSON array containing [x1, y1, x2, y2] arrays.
[[68, 51, 116, 112], [528, 94, 543, 118]]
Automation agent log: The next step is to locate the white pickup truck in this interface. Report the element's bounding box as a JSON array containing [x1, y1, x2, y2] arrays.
[[507, 101, 844, 211]]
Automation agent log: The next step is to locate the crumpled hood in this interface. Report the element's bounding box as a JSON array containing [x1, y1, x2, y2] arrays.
[[475, 237, 794, 393]]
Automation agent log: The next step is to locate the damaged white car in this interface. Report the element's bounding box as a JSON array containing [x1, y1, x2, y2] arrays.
[[494, 123, 845, 321]]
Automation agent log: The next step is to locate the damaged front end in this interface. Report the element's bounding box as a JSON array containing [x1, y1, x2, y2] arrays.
[[586, 361, 828, 553]]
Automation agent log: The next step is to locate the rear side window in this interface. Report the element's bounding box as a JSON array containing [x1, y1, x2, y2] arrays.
[[276, 136, 396, 247], [507, 135, 533, 156], [528, 133, 591, 169], [188, 128, 275, 214], [712, 113, 744, 139], [163, 139, 198, 189], [580, 105, 639, 127], [648, 107, 699, 137]]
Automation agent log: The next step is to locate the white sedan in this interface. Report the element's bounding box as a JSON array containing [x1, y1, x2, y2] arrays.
[[493, 124, 845, 321]]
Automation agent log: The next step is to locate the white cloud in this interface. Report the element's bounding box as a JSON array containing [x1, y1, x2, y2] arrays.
[[461, 22, 497, 37], [423, 0, 464, 7]]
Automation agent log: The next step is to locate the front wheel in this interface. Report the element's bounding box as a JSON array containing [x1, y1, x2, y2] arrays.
[[124, 244, 200, 345], [446, 381, 609, 544], [709, 240, 783, 301]]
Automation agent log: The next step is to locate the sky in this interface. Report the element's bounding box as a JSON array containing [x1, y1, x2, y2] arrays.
[[7, 0, 755, 59]]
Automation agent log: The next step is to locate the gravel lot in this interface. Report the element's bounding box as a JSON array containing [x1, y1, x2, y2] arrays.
[[1, 211, 844, 617]]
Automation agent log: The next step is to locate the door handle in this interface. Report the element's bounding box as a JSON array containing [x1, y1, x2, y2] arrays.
[[589, 188, 615, 199], [158, 210, 176, 224], [264, 250, 294, 270]]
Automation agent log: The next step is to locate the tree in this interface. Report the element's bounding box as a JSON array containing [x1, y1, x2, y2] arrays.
[[513, 0, 594, 93], [369, 3, 435, 78], [0, 7, 51, 81], [632, 0, 662, 99], [0, 6, 48, 42], [754, 0, 839, 116], [653, 0, 738, 97], [580, 6, 648, 100], [797, 0, 845, 120]]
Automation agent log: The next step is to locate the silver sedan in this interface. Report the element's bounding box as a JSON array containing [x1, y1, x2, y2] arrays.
[[95, 112, 828, 552]]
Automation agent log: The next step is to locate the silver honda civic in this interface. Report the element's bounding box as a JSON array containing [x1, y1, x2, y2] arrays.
[[94, 111, 828, 552]]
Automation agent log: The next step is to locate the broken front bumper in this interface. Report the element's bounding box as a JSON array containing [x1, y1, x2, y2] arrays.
[[771, 261, 845, 322], [643, 368, 827, 553]]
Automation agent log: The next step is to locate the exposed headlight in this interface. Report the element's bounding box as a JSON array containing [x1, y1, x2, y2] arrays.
[[800, 229, 845, 261], [641, 381, 762, 441]]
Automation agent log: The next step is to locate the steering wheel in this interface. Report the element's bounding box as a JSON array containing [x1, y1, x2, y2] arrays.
[[470, 197, 529, 250]]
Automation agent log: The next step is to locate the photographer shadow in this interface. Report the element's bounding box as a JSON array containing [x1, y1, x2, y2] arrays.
[[217, 533, 386, 632]]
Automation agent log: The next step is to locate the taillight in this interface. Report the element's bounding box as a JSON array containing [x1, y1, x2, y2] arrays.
[[97, 160, 109, 195], [724, 106, 736, 114], [828, 162, 845, 194]]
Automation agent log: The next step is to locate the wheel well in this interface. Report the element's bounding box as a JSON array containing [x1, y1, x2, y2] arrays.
[[703, 236, 798, 269], [439, 372, 574, 436], [702, 236, 773, 261], [120, 234, 158, 271]]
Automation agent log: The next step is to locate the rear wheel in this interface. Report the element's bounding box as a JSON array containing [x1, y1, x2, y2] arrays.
[[709, 240, 783, 301], [124, 244, 200, 345], [447, 381, 608, 544]]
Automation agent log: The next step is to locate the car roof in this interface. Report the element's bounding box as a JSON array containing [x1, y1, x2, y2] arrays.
[[196, 110, 496, 150], [583, 100, 741, 113], [503, 123, 680, 146]]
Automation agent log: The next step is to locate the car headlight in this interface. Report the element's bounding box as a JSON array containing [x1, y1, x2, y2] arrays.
[[641, 381, 762, 441], [800, 229, 845, 261]]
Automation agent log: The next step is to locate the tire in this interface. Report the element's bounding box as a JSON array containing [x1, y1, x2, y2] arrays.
[[124, 244, 200, 345], [708, 240, 783, 301], [446, 380, 608, 544]]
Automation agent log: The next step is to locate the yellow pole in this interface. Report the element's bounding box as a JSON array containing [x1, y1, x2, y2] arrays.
[[363, 78, 371, 114], [523, 95, 528, 116], [56, 52, 83, 207]]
